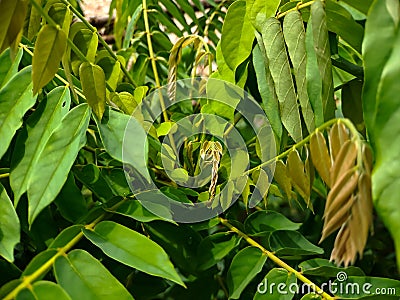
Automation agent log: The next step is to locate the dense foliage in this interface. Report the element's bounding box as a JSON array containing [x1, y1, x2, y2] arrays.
[[0, 0, 400, 299]]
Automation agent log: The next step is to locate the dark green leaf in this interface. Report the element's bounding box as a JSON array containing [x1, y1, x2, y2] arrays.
[[113, 200, 171, 223], [227, 247, 268, 299], [27, 104, 90, 226], [22, 249, 58, 279], [269, 230, 324, 257], [83, 221, 185, 286], [0, 183, 20, 262], [299, 258, 365, 277], [342, 79, 364, 129], [32, 24, 67, 94], [54, 249, 134, 300], [0, 66, 36, 160], [254, 268, 297, 300], [244, 211, 300, 236], [0, 0, 27, 53]]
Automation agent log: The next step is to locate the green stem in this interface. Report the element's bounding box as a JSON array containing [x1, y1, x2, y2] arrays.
[[276, 1, 314, 19], [0, 173, 9, 179], [219, 218, 336, 300], [247, 118, 339, 174], [59, 0, 138, 87]]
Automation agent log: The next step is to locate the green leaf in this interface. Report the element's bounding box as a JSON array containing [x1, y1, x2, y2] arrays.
[[299, 258, 365, 277], [311, 0, 335, 120], [227, 247, 268, 299], [82, 221, 185, 287], [221, 1, 254, 72], [97, 107, 150, 181], [0, 66, 37, 160], [340, 0, 373, 15], [254, 268, 296, 300], [32, 24, 67, 94], [0, 183, 20, 262], [11, 86, 71, 205], [332, 276, 400, 299], [27, 103, 90, 226], [283, 11, 315, 133], [300, 295, 322, 300], [22, 250, 58, 279], [260, 17, 303, 142], [252, 36, 282, 144], [54, 249, 134, 300], [49, 225, 84, 249], [0, 0, 27, 53], [342, 79, 364, 129], [113, 200, 170, 223], [79, 62, 106, 120], [325, 0, 364, 53], [305, 19, 324, 127], [248, 0, 280, 30], [196, 232, 241, 271], [244, 211, 301, 236], [269, 230, 324, 257], [16, 281, 71, 300], [0, 47, 23, 88]]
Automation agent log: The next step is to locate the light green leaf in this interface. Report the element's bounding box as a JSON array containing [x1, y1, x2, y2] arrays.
[[269, 230, 324, 257], [0, 47, 23, 88], [79, 62, 106, 120], [0, 66, 37, 160], [311, 0, 335, 120], [16, 281, 71, 300], [82, 221, 185, 286], [0, 183, 20, 262], [283, 11, 315, 133], [261, 18, 302, 142], [0, 0, 27, 53], [27, 104, 90, 226], [253, 35, 282, 144], [221, 1, 254, 71], [244, 211, 300, 236], [227, 247, 268, 299], [11, 86, 71, 205], [300, 294, 322, 300], [54, 249, 134, 300], [248, 0, 280, 30], [254, 268, 296, 300], [32, 24, 67, 94]]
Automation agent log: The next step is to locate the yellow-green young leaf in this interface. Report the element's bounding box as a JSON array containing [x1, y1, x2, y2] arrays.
[[25, 0, 43, 41], [261, 18, 303, 142], [274, 160, 292, 200], [283, 11, 315, 134], [287, 149, 310, 205], [32, 25, 67, 94], [0, 0, 27, 53], [45, 1, 72, 36], [0, 183, 20, 262], [310, 131, 331, 187], [79, 62, 106, 120], [311, 0, 335, 120], [248, 0, 280, 30], [111, 92, 136, 115]]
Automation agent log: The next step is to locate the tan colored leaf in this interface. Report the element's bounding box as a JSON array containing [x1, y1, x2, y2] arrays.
[[310, 131, 331, 187], [330, 140, 357, 182], [287, 149, 310, 206], [329, 122, 350, 161], [362, 143, 373, 175], [274, 160, 292, 199]]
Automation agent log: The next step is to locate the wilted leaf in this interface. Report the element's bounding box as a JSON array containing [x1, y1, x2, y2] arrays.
[[328, 122, 350, 162], [310, 131, 331, 187], [287, 150, 310, 205]]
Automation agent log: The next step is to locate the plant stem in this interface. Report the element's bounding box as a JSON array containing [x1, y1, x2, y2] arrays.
[[276, 1, 314, 19], [3, 198, 128, 300], [219, 218, 335, 300], [59, 0, 138, 87], [0, 173, 9, 179], [247, 118, 339, 174]]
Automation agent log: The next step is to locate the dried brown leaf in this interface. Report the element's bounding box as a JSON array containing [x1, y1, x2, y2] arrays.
[[362, 143, 373, 175], [310, 131, 331, 187], [329, 122, 350, 161]]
